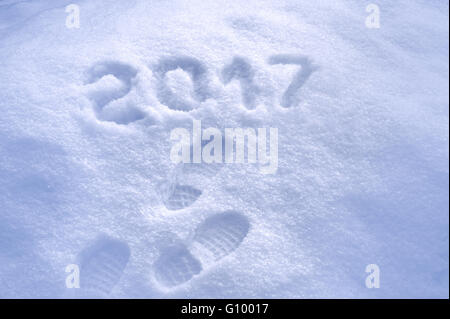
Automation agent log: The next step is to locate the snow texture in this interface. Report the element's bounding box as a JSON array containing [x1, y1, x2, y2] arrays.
[[0, 0, 448, 298]]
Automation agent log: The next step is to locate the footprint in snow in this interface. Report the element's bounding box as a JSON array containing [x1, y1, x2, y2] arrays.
[[153, 211, 250, 288], [76, 235, 130, 297]]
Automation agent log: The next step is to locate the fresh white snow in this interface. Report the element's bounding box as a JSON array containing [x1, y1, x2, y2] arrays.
[[0, 0, 448, 298]]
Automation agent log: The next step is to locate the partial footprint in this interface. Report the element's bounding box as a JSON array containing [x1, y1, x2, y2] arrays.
[[191, 212, 250, 263], [178, 134, 227, 189], [163, 184, 202, 211], [222, 56, 260, 109], [85, 61, 146, 124], [153, 211, 250, 288], [153, 244, 202, 287], [153, 56, 210, 111], [78, 236, 130, 297]]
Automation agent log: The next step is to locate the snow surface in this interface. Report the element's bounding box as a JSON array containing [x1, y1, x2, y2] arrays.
[[0, 0, 448, 298]]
